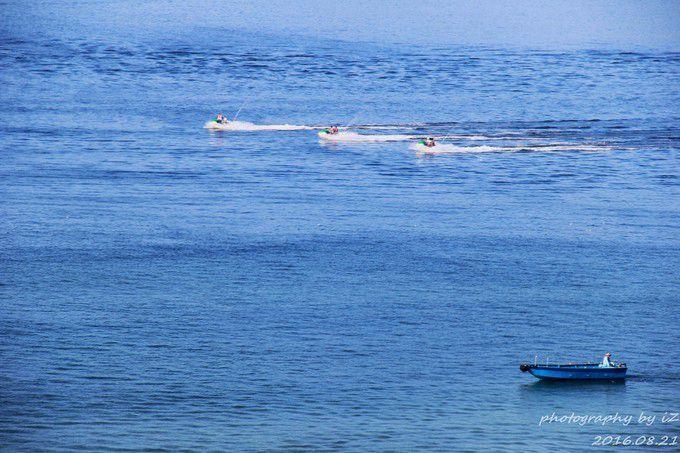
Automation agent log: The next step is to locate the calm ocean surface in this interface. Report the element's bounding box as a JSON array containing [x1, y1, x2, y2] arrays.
[[1, 14, 679, 452]]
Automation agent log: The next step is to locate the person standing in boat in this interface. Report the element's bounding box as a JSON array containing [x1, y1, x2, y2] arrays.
[[600, 352, 614, 367]]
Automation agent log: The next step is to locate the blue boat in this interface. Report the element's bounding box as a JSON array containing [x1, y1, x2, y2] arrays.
[[520, 362, 627, 380]]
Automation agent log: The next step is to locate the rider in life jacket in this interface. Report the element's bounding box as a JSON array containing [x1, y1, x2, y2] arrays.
[[424, 137, 436, 147], [326, 125, 339, 135]]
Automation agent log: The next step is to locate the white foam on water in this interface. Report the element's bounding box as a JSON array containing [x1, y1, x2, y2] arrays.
[[318, 131, 418, 142], [354, 124, 424, 130], [516, 144, 614, 152], [410, 142, 615, 154], [204, 120, 313, 131], [436, 134, 495, 141], [410, 143, 499, 154]]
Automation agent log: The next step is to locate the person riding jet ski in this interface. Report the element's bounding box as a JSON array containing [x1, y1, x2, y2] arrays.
[[215, 114, 228, 124], [423, 137, 436, 147]]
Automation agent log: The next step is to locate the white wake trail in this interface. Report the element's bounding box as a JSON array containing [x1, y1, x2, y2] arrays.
[[410, 142, 615, 154], [204, 120, 314, 131], [410, 143, 499, 154], [318, 131, 419, 142]]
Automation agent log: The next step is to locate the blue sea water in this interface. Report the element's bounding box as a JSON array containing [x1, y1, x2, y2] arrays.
[[1, 12, 680, 453]]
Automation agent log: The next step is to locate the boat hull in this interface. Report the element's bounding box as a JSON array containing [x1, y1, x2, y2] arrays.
[[521, 363, 627, 380]]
